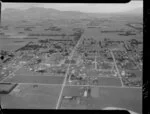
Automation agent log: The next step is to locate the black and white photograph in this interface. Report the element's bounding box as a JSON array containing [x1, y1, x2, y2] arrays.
[[0, 1, 143, 114]]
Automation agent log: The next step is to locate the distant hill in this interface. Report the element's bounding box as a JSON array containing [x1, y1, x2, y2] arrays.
[[2, 7, 90, 21], [1, 7, 143, 22], [119, 7, 143, 15]]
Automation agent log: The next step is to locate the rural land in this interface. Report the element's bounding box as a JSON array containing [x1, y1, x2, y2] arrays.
[[0, 5, 142, 114]]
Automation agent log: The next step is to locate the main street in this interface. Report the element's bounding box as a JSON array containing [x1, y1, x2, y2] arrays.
[[55, 36, 84, 109]]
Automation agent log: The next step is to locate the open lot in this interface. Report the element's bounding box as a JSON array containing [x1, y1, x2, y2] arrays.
[[91, 77, 122, 86], [60, 85, 142, 113], [3, 76, 64, 84], [14, 67, 66, 77], [1, 84, 62, 109]]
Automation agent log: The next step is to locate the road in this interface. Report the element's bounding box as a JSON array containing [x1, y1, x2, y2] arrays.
[[55, 36, 84, 109], [109, 49, 124, 87]]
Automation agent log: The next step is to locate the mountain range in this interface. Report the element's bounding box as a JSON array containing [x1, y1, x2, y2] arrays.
[[1, 7, 143, 21]]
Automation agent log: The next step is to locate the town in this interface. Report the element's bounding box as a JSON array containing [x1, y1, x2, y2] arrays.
[[0, 3, 142, 113]]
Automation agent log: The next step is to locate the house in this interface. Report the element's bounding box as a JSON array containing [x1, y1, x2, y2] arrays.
[[121, 70, 125, 76], [83, 90, 88, 97]]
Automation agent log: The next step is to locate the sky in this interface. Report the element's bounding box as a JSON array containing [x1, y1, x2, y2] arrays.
[[1, 1, 143, 13]]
